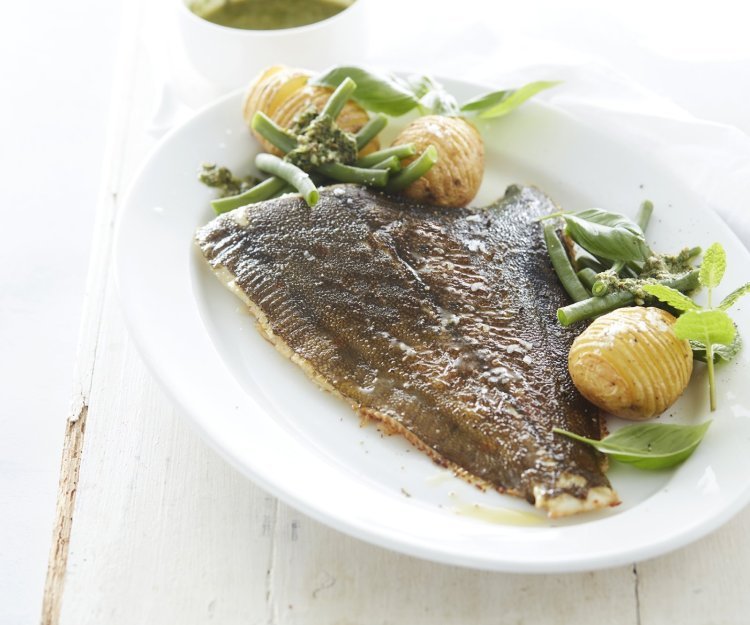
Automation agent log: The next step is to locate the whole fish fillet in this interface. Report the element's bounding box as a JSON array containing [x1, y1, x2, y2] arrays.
[[195, 184, 619, 517]]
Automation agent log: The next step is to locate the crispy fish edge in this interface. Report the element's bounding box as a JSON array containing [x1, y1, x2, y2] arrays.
[[196, 207, 620, 518]]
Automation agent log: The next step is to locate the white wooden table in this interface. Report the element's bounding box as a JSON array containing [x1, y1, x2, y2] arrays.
[[30, 1, 750, 623]]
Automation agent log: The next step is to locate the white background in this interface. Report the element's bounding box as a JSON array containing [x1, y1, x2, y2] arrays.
[[2, 0, 749, 623]]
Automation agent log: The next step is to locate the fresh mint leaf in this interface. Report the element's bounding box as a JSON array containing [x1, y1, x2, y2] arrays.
[[642, 284, 700, 311], [699, 242, 727, 289], [673, 308, 736, 346], [675, 306, 736, 412], [460, 81, 560, 119], [719, 281, 750, 311], [691, 327, 742, 363], [553, 421, 711, 470]]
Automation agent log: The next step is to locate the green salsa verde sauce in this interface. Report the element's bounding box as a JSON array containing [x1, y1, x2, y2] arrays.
[[190, 0, 352, 30]]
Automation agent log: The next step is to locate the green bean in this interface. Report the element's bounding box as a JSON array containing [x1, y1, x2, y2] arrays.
[[684, 246, 702, 261], [316, 162, 388, 187], [577, 268, 599, 291], [357, 144, 416, 168], [609, 260, 626, 277], [544, 224, 590, 302], [211, 176, 288, 214], [558, 291, 634, 326], [574, 248, 606, 273], [320, 77, 357, 119], [255, 153, 318, 206], [625, 260, 643, 275], [636, 200, 654, 232], [355, 114, 387, 149], [386, 145, 438, 193], [370, 155, 402, 172], [251, 112, 298, 154], [269, 184, 295, 199], [591, 279, 610, 297], [557, 269, 700, 326]]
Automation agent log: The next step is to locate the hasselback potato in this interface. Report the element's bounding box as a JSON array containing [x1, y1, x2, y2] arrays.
[[390, 115, 484, 207], [568, 307, 693, 420], [242, 65, 379, 156]]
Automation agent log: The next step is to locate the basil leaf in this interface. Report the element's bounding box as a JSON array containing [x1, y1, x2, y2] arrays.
[[691, 326, 742, 363], [562, 208, 650, 262], [419, 89, 461, 116], [553, 421, 711, 470], [400, 74, 434, 99], [642, 284, 700, 311], [719, 281, 750, 310], [699, 242, 727, 289], [397, 74, 458, 115], [313, 66, 419, 116], [674, 308, 736, 346], [460, 80, 560, 119]]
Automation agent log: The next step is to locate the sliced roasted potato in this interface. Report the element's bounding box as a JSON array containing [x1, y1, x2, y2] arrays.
[[391, 115, 484, 207], [568, 307, 693, 420], [242, 65, 379, 156]]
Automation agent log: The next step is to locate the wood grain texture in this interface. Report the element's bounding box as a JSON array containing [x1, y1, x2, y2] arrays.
[[638, 505, 750, 625], [41, 0, 142, 620], [58, 310, 274, 624], [269, 504, 638, 625]]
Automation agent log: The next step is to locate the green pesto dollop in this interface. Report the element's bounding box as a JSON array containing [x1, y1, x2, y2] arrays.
[[594, 247, 699, 302], [190, 0, 350, 31], [199, 163, 258, 198], [640, 247, 698, 279], [285, 108, 357, 171]]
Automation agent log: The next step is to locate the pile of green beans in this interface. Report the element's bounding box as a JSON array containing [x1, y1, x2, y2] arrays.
[[544, 200, 701, 326], [211, 79, 437, 213]]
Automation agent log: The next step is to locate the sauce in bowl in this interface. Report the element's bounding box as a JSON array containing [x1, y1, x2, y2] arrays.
[[189, 0, 353, 30]]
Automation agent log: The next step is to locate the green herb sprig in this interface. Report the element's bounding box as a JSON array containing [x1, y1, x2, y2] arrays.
[[314, 66, 558, 119], [644, 242, 749, 411], [543, 201, 703, 326], [553, 421, 711, 470], [540, 207, 651, 262]]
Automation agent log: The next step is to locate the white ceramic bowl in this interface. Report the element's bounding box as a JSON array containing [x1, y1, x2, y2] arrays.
[[175, 0, 367, 91]]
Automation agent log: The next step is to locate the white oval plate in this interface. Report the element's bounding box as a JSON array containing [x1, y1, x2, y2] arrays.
[[115, 78, 750, 572]]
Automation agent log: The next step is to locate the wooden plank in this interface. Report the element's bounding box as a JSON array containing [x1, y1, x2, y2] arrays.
[[45, 3, 274, 623], [637, 506, 750, 625], [40, 0, 142, 621], [58, 302, 275, 624], [269, 504, 639, 625]]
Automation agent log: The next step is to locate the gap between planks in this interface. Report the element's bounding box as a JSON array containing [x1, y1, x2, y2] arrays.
[[40, 404, 88, 625], [633, 563, 642, 625]]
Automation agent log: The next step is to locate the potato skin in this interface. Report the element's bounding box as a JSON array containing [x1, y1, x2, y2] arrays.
[[568, 307, 693, 420], [391, 115, 484, 207], [242, 65, 379, 156]]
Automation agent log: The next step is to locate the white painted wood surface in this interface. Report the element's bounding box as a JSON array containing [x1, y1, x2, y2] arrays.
[[0, 2, 121, 623], [41, 1, 750, 623]]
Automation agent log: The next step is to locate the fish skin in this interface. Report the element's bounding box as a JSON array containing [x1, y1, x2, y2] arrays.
[[195, 184, 619, 516]]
